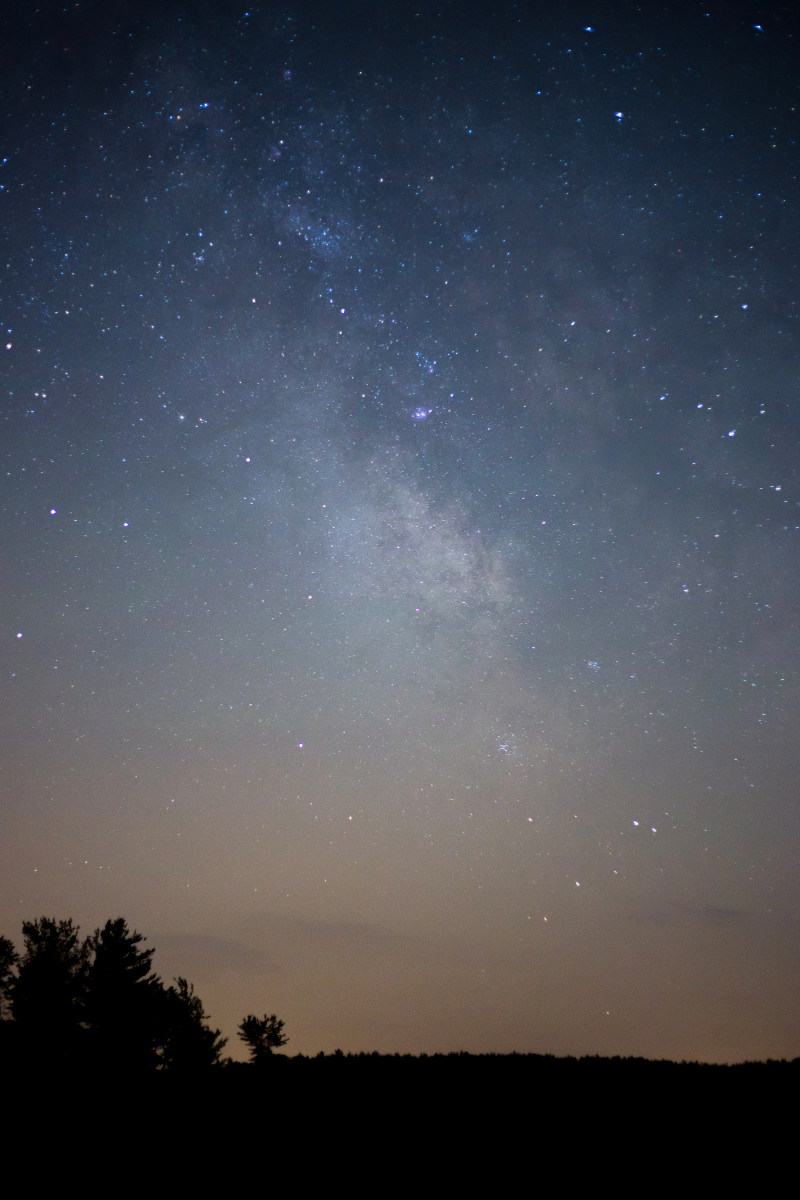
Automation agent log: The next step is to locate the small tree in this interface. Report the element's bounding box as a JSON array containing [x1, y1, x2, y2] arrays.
[[238, 1013, 288, 1063]]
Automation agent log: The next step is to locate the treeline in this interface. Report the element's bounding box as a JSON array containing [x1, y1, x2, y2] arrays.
[[0, 916, 285, 1074], [3, 916, 797, 1084]]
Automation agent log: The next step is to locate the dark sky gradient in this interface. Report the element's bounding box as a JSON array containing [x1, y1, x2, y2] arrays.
[[2, 1, 798, 1062]]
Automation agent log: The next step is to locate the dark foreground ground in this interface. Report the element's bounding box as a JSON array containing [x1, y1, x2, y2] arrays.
[[7, 1053, 796, 1186]]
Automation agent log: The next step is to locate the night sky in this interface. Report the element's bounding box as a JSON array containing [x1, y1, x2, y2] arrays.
[[2, 1, 798, 1063]]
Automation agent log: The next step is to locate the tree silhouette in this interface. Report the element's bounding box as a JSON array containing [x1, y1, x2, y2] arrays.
[[0, 915, 231, 1075], [0, 936, 18, 1021], [156, 977, 227, 1071], [84, 918, 162, 1071], [12, 917, 89, 1066], [238, 1013, 288, 1063]]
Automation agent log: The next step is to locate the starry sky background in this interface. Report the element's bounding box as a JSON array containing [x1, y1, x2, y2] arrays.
[[1, 1, 798, 1063]]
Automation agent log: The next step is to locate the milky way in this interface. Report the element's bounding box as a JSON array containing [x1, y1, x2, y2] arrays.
[[1, 3, 798, 1061]]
